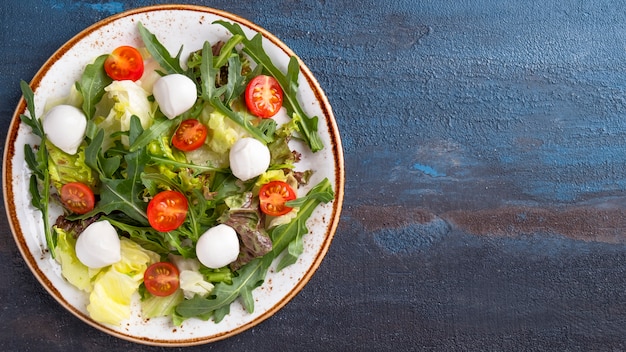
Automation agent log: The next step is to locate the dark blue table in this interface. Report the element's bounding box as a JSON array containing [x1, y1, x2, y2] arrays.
[[2, 1, 626, 351]]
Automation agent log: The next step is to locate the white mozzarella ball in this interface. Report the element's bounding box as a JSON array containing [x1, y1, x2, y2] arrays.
[[152, 74, 197, 119], [42, 104, 87, 155], [75, 220, 121, 269], [229, 137, 271, 181], [195, 224, 240, 269]]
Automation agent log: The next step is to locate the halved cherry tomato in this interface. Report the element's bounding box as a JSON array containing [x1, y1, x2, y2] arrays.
[[258, 181, 297, 216], [244, 75, 283, 118], [147, 190, 188, 232], [144, 262, 180, 297], [172, 119, 208, 151], [60, 182, 95, 215], [104, 46, 144, 81]]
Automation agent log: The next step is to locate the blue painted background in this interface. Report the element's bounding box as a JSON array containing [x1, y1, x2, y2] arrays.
[[2, 0, 626, 350]]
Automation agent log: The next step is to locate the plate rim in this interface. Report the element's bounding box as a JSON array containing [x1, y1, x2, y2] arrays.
[[3, 4, 344, 346]]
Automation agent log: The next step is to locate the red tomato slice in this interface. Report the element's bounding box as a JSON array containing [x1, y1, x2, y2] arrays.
[[259, 181, 297, 216], [144, 262, 180, 297], [60, 182, 95, 214], [172, 119, 208, 151], [104, 46, 144, 81], [244, 75, 283, 118], [147, 190, 188, 232]]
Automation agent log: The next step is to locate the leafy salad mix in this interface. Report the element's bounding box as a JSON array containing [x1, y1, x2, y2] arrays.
[[19, 21, 334, 326]]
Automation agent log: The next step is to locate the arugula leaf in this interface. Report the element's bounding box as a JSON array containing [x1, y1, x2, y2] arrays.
[[27, 174, 43, 209], [213, 34, 244, 69], [138, 22, 185, 75], [214, 21, 325, 152], [210, 96, 273, 144], [19, 81, 42, 137], [19, 81, 56, 258], [271, 177, 334, 271], [140, 172, 213, 241], [76, 54, 112, 119], [148, 156, 226, 175], [222, 51, 249, 105], [84, 116, 150, 225], [199, 41, 222, 101], [208, 173, 250, 206], [175, 255, 272, 322], [103, 216, 170, 255], [23, 145, 40, 179], [95, 179, 148, 225], [214, 36, 256, 106], [275, 228, 305, 272], [128, 115, 178, 153], [164, 231, 196, 258], [84, 128, 121, 179], [179, 189, 211, 241]]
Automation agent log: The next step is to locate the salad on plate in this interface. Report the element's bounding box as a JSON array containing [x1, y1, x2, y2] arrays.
[[19, 20, 334, 326]]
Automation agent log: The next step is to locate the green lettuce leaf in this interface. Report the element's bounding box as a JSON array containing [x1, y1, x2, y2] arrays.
[[54, 227, 101, 291], [219, 192, 272, 271], [87, 237, 159, 325], [97, 80, 153, 148], [46, 141, 98, 191], [141, 290, 184, 319]]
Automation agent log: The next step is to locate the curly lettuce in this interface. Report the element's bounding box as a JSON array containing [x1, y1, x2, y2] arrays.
[[87, 237, 159, 325], [46, 141, 98, 191], [55, 225, 159, 325], [97, 80, 154, 148], [54, 227, 100, 291], [219, 192, 272, 271]]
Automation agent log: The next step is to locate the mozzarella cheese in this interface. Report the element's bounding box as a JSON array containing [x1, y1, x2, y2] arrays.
[[75, 220, 122, 269], [42, 104, 87, 155], [195, 224, 240, 269], [229, 137, 271, 181], [152, 74, 197, 119]]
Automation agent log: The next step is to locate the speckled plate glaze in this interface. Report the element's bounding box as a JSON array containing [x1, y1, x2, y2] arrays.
[[3, 4, 343, 346]]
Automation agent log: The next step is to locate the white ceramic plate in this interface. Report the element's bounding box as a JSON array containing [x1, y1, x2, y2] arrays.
[[3, 4, 343, 346]]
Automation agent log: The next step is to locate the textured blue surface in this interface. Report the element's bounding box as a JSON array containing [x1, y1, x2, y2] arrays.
[[2, 0, 626, 351]]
